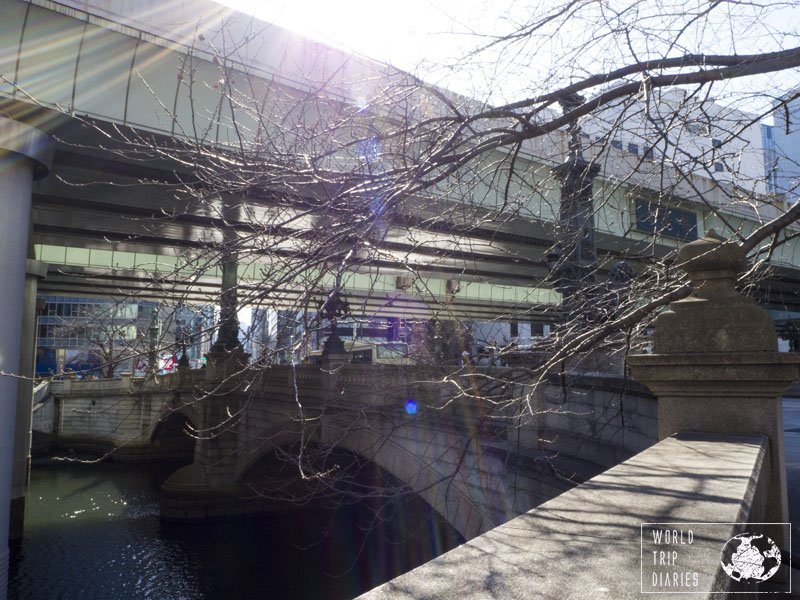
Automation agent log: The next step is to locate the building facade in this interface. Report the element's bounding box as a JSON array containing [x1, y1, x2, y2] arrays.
[[763, 95, 800, 204]]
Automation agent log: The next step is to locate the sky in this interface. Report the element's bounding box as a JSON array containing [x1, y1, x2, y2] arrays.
[[211, 0, 536, 103]]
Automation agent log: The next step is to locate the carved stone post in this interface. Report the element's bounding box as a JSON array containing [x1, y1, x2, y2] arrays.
[[628, 231, 800, 537]]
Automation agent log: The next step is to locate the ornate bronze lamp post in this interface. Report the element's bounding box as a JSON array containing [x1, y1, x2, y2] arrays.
[[318, 275, 351, 358], [548, 92, 600, 321]]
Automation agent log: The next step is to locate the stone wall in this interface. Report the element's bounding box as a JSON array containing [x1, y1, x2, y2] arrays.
[[526, 372, 658, 470], [45, 374, 193, 460], [31, 397, 54, 435]]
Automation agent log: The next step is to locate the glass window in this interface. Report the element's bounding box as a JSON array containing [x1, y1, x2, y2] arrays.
[[634, 199, 698, 241]]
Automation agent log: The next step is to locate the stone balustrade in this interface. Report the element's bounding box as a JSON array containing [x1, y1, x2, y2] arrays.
[[359, 433, 773, 599]]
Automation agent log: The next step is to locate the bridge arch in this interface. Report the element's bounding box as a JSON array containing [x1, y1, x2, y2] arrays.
[[150, 406, 200, 462], [237, 418, 505, 541], [329, 427, 508, 540]]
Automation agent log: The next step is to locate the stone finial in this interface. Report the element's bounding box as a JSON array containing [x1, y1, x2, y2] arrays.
[[627, 229, 800, 541], [652, 230, 776, 354], [675, 229, 746, 301]]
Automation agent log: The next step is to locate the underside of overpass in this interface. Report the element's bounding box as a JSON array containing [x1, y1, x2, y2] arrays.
[[1, 111, 792, 315]]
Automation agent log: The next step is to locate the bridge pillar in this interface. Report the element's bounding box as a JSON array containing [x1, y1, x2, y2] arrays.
[[628, 231, 800, 543], [160, 350, 248, 518], [0, 115, 52, 597], [196, 356, 247, 489], [194, 391, 242, 489], [161, 212, 252, 517], [10, 258, 47, 542]]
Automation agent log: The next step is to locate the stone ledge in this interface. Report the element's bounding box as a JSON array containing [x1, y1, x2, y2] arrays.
[[358, 433, 769, 600]]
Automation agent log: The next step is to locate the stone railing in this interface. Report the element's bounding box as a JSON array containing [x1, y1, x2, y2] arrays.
[[360, 432, 771, 599], [31, 380, 50, 405], [31, 381, 54, 435]]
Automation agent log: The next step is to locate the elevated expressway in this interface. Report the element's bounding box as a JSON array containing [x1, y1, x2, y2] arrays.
[[3, 0, 800, 321], [26, 119, 800, 324]]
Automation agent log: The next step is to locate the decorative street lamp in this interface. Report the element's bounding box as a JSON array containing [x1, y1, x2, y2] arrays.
[[548, 92, 601, 320], [147, 308, 159, 374], [318, 275, 351, 356], [175, 305, 192, 368]]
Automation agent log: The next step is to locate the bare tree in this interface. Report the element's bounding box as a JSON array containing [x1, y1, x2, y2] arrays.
[[10, 0, 800, 536]]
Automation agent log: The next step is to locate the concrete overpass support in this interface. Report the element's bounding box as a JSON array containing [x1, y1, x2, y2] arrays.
[[0, 115, 52, 598], [10, 258, 47, 541]]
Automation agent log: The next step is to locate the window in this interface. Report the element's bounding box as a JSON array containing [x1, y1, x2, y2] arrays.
[[627, 143, 639, 155], [714, 162, 725, 172], [712, 138, 722, 148], [611, 140, 623, 150], [634, 199, 698, 241]]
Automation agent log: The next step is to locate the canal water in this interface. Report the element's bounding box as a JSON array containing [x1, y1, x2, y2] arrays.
[[8, 460, 462, 600], [18, 400, 796, 599]]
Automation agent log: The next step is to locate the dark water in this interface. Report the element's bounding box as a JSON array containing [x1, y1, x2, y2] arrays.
[[8, 461, 462, 600]]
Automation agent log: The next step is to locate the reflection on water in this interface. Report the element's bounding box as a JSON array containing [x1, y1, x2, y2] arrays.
[[9, 461, 462, 600]]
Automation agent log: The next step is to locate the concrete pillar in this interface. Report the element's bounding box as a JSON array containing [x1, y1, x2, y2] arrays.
[[0, 115, 53, 598], [209, 199, 242, 355], [204, 200, 247, 380], [627, 230, 800, 542], [10, 258, 47, 541], [213, 256, 241, 351]]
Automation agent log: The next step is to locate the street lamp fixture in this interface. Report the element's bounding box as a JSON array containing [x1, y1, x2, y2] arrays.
[[318, 275, 351, 355]]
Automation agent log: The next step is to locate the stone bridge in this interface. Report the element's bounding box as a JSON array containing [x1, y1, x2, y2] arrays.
[[35, 356, 656, 540]]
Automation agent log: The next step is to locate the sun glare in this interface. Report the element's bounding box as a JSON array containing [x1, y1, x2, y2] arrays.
[[214, 0, 441, 70]]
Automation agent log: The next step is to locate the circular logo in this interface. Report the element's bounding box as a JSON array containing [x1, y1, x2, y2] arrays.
[[720, 533, 781, 583]]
